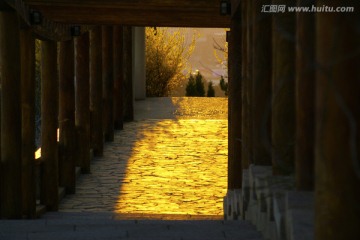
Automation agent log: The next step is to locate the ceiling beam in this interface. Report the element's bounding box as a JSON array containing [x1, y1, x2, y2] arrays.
[[24, 0, 231, 27]]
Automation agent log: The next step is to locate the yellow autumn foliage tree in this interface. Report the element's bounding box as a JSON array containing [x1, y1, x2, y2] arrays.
[[145, 27, 197, 97]]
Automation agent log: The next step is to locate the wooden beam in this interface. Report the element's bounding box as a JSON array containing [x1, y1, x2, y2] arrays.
[[75, 32, 91, 173], [40, 39, 59, 211], [271, 0, 295, 175], [102, 26, 114, 141], [315, 1, 360, 239], [90, 27, 104, 156], [20, 26, 36, 218], [59, 40, 76, 193], [113, 26, 124, 130], [123, 26, 133, 122], [295, 0, 315, 191], [25, 0, 230, 27], [252, 0, 272, 166], [0, 10, 22, 219], [4, 0, 79, 41]]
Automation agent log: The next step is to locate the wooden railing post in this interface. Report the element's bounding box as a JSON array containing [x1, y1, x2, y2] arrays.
[[123, 26, 134, 122], [113, 26, 124, 130], [40, 40, 59, 211], [59, 40, 76, 192], [0, 10, 23, 219], [75, 32, 91, 173], [102, 26, 114, 141], [271, 0, 296, 175], [20, 26, 36, 218], [90, 27, 104, 157]]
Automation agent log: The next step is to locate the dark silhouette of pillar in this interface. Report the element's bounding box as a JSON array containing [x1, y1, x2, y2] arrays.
[[315, 1, 360, 239], [59, 40, 76, 193], [252, 0, 272, 166], [243, 0, 253, 168], [271, 0, 295, 175], [20, 27, 36, 218], [113, 26, 124, 130], [228, 11, 242, 190], [241, 0, 249, 170], [90, 27, 104, 156], [40, 40, 59, 211], [75, 33, 91, 173], [102, 26, 114, 141], [295, 0, 315, 191], [123, 26, 134, 122], [0, 10, 22, 218]]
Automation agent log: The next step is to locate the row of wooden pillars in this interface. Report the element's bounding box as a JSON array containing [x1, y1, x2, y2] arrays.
[[228, 0, 359, 239], [0, 9, 135, 219]]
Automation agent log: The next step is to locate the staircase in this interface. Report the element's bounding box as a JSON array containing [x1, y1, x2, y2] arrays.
[[0, 212, 265, 240]]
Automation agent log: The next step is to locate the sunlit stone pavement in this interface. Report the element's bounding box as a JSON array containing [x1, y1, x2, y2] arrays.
[[60, 97, 228, 219]]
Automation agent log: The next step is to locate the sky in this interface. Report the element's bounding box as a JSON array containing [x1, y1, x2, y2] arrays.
[[184, 28, 228, 84]]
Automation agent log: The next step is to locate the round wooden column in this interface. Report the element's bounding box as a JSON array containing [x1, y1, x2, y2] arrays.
[[241, 0, 249, 169], [123, 26, 134, 122], [90, 27, 104, 157], [113, 26, 124, 130], [75, 33, 91, 173], [271, 0, 295, 175], [315, 1, 360, 239], [20, 27, 36, 218], [243, 0, 253, 168], [40, 40, 59, 211], [59, 40, 76, 193], [228, 12, 242, 190], [295, 0, 315, 191], [252, 0, 272, 166], [0, 10, 22, 219], [102, 26, 114, 141]]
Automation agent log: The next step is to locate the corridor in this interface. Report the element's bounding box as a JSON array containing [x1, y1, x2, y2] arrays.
[[59, 97, 228, 219]]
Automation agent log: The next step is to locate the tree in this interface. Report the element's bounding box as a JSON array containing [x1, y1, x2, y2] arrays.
[[185, 71, 206, 97], [195, 71, 205, 97], [219, 75, 228, 96], [146, 27, 197, 97], [207, 81, 215, 97], [185, 74, 197, 96], [213, 29, 229, 97]]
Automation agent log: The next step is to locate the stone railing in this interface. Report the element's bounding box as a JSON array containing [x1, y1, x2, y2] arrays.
[[224, 164, 314, 240]]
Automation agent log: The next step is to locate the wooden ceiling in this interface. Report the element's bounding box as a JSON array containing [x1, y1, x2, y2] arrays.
[[24, 0, 231, 27]]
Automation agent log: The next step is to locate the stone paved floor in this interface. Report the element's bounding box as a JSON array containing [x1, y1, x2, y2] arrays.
[[60, 97, 228, 219]]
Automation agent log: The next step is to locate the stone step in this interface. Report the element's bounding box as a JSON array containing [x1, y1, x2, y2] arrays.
[[0, 212, 265, 240]]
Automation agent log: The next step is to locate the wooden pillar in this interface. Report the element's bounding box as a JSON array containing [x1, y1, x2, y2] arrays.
[[123, 26, 134, 122], [315, 1, 360, 239], [113, 26, 124, 130], [242, 0, 253, 168], [0, 10, 22, 218], [271, 0, 296, 175], [59, 40, 76, 193], [102, 26, 114, 141], [240, 0, 248, 171], [75, 33, 91, 173], [295, 0, 315, 191], [252, 0, 272, 166], [90, 27, 104, 157], [228, 11, 242, 190], [20, 27, 36, 218], [40, 40, 59, 211]]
